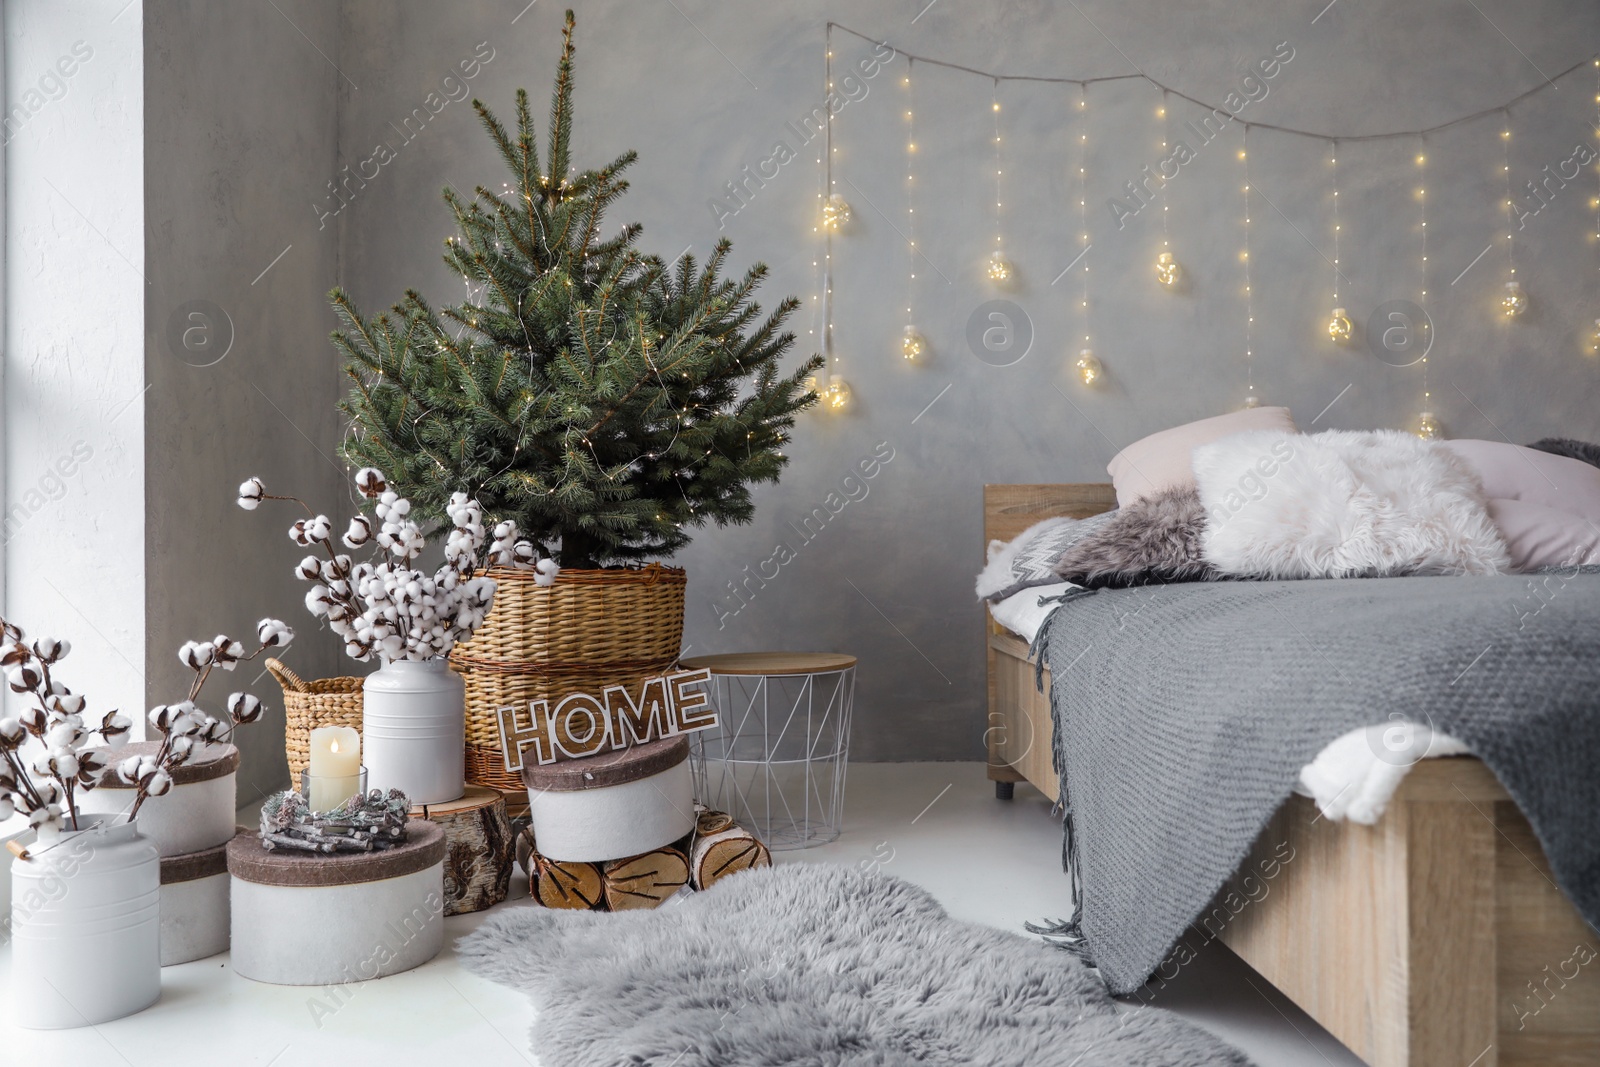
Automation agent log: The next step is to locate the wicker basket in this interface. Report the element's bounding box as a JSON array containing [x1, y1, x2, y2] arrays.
[[450, 564, 687, 792], [267, 658, 366, 792]]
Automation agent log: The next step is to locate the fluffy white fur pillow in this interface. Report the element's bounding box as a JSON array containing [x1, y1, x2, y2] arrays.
[[1192, 429, 1511, 578]]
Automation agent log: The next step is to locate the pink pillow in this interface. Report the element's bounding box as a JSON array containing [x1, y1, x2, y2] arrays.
[[1485, 498, 1600, 570], [1107, 407, 1297, 507], [1444, 440, 1600, 524]]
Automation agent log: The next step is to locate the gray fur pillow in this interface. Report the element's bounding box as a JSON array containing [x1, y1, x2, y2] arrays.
[[1051, 485, 1217, 588], [1527, 437, 1600, 470]]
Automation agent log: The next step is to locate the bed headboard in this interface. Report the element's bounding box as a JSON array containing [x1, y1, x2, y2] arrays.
[[983, 483, 1118, 545]]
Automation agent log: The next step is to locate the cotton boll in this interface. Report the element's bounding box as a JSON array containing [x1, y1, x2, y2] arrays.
[[7, 664, 41, 693], [305, 586, 332, 617], [238, 476, 265, 509], [343, 515, 374, 549], [306, 516, 333, 543], [49, 693, 85, 715], [0, 717, 24, 745], [289, 520, 312, 546], [52, 753, 79, 779], [145, 770, 173, 797], [31, 637, 65, 663], [118, 754, 144, 783], [354, 468, 387, 498], [227, 692, 263, 724]]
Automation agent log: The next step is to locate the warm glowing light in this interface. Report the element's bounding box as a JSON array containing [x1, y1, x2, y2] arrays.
[[1501, 280, 1529, 317], [1328, 308, 1353, 344], [901, 325, 925, 361], [1156, 251, 1180, 288], [1413, 411, 1442, 440], [1075, 349, 1102, 385], [987, 249, 1012, 282], [822, 193, 851, 231]]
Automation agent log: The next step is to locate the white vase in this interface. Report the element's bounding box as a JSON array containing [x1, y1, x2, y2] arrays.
[[9, 815, 161, 1029], [363, 658, 465, 805]]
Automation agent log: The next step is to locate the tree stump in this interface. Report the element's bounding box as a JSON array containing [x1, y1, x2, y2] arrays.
[[690, 825, 771, 890], [603, 847, 690, 910], [411, 785, 513, 916]]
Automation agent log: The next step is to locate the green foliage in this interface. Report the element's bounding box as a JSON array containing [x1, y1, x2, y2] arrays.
[[330, 10, 820, 568]]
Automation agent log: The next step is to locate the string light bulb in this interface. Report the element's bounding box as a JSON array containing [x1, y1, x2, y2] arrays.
[[824, 378, 852, 411], [1075, 349, 1102, 385], [1501, 280, 1529, 317], [1413, 411, 1442, 440], [1156, 251, 1181, 288], [901, 325, 925, 361], [822, 193, 851, 231], [1328, 308, 1353, 343], [987, 249, 1012, 282]]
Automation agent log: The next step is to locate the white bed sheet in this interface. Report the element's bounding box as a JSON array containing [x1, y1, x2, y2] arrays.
[[988, 584, 1465, 824]]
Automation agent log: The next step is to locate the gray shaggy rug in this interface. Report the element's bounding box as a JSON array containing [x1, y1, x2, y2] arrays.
[[457, 863, 1252, 1066]]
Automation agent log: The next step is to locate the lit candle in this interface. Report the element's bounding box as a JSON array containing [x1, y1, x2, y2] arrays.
[[307, 726, 361, 812]]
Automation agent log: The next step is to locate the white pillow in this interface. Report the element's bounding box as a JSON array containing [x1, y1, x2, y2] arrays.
[[1192, 429, 1511, 578]]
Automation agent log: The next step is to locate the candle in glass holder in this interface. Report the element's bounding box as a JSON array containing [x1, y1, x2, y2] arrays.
[[307, 726, 362, 811]]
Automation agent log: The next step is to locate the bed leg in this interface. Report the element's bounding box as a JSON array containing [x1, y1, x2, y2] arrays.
[[995, 780, 1015, 801]]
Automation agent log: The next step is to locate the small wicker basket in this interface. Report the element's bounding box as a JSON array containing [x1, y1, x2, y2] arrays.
[[267, 658, 365, 791], [450, 564, 687, 792]]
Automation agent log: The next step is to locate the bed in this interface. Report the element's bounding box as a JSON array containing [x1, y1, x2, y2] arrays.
[[983, 482, 1600, 1067]]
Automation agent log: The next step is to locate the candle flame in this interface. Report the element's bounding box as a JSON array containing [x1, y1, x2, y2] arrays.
[[330, 740, 341, 754]]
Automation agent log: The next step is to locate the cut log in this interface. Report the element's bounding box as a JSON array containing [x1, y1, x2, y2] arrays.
[[533, 853, 604, 910], [514, 824, 536, 878], [690, 826, 771, 890], [603, 847, 690, 911], [695, 809, 735, 835], [411, 786, 513, 917]]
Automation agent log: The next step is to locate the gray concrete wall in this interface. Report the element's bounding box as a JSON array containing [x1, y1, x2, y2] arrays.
[[331, 0, 1600, 761], [142, 0, 346, 797]]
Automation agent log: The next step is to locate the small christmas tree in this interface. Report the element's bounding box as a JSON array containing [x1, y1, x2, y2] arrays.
[[329, 11, 820, 569]]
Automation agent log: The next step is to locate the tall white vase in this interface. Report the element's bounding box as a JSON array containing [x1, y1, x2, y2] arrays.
[[10, 815, 161, 1029], [363, 658, 465, 805]]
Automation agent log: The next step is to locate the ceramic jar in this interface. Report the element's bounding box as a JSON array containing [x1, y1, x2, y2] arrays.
[[9, 816, 161, 1028], [363, 659, 465, 805]]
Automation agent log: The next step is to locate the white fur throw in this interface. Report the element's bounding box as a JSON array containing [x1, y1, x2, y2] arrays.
[[1192, 429, 1511, 578]]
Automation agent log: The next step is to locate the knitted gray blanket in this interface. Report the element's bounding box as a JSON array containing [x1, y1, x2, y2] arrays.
[[1032, 573, 1600, 994]]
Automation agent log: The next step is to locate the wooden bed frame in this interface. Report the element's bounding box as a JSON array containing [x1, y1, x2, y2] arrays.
[[983, 483, 1599, 1067]]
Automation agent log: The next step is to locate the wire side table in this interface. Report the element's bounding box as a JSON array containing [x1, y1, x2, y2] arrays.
[[680, 652, 856, 851]]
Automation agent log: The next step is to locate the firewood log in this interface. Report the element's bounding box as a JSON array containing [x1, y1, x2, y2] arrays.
[[695, 809, 734, 835], [690, 826, 770, 890], [602, 847, 690, 910], [515, 824, 536, 878], [532, 852, 604, 910]]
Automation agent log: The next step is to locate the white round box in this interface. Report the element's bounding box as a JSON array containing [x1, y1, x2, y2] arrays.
[[227, 819, 445, 986], [363, 659, 465, 806], [523, 736, 694, 862], [159, 833, 237, 966], [80, 741, 238, 858]]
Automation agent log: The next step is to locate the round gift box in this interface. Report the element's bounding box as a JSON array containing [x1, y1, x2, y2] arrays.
[[227, 819, 446, 986], [522, 736, 694, 863], [81, 741, 239, 858], [158, 833, 239, 966]]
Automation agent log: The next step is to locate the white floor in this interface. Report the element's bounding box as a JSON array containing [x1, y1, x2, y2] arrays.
[[0, 762, 1364, 1066]]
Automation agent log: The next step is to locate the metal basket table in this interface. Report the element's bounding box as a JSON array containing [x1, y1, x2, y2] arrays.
[[680, 652, 856, 850]]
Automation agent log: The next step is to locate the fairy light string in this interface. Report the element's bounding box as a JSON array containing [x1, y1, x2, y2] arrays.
[[1416, 139, 1439, 438], [1075, 83, 1100, 385], [902, 59, 924, 361], [1327, 141, 1352, 344], [987, 82, 1011, 281], [1241, 127, 1258, 408], [1155, 91, 1179, 288], [1499, 112, 1528, 317]]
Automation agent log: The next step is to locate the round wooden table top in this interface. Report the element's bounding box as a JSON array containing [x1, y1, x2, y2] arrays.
[[679, 652, 857, 676]]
